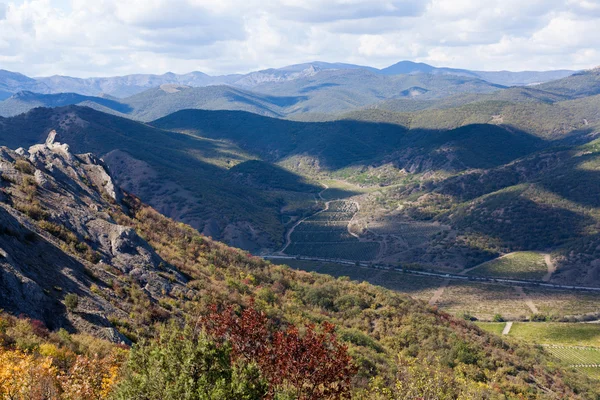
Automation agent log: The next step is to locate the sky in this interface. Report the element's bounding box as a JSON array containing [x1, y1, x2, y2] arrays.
[[0, 0, 599, 77]]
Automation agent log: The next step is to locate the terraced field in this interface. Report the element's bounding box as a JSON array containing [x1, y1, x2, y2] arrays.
[[508, 322, 600, 347], [284, 200, 380, 261]]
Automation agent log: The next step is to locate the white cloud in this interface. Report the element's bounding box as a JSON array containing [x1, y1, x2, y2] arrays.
[[0, 0, 598, 77]]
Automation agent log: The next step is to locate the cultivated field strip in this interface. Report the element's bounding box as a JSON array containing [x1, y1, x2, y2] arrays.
[[285, 242, 380, 261], [544, 345, 600, 366], [285, 200, 380, 261]]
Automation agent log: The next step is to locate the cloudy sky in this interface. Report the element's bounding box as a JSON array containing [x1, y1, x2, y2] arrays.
[[1, 0, 599, 77]]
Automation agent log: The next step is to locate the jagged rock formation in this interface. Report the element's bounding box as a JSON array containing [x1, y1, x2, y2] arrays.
[[0, 131, 192, 341]]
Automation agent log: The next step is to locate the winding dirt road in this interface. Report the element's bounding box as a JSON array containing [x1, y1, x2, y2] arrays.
[[277, 184, 330, 254]]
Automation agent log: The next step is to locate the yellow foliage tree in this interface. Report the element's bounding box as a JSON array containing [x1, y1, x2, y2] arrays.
[[0, 348, 59, 399]]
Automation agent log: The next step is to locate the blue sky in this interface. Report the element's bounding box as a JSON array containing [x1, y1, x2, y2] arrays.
[[0, 0, 599, 77]]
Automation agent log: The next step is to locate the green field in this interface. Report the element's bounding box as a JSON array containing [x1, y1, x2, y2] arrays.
[[475, 322, 506, 335], [508, 323, 600, 347], [476, 322, 600, 378], [545, 346, 600, 365], [466, 252, 548, 280], [579, 367, 600, 379]]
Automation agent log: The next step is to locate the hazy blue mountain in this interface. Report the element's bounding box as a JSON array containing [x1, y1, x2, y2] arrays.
[[0, 61, 577, 99], [121, 85, 292, 120], [0, 70, 506, 120], [474, 69, 576, 86], [380, 61, 575, 86], [0, 91, 132, 117], [248, 69, 505, 114], [380, 61, 473, 76], [0, 90, 12, 101], [234, 62, 379, 88], [36, 71, 242, 97], [0, 69, 49, 94]]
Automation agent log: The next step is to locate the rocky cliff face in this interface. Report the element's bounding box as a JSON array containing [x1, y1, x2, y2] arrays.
[[0, 131, 192, 341]]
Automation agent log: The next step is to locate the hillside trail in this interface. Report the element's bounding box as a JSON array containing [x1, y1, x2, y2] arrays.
[[502, 321, 513, 335], [542, 253, 557, 282], [514, 286, 539, 314], [347, 200, 361, 239], [428, 279, 450, 306], [277, 184, 330, 254]]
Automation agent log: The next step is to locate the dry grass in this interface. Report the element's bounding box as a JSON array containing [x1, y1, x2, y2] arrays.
[[436, 282, 530, 321]]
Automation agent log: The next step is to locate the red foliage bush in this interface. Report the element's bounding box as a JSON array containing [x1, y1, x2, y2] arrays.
[[202, 303, 357, 399]]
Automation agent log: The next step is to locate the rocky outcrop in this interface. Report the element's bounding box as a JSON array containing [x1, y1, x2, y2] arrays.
[[0, 131, 193, 340]]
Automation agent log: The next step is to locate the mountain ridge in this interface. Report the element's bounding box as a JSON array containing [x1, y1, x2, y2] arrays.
[[1, 60, 576, 98]]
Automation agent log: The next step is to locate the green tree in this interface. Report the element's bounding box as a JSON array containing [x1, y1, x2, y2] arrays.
[[112, 323, 267, 400]]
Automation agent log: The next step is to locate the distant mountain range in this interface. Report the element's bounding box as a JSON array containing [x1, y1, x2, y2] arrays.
[[0, 61, 576, 100], [379, 61, 575, 86], [0, 69, 508, 120], [1, 66, 596, 122]]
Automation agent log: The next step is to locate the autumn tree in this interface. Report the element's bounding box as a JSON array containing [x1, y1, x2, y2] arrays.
[[202, 303, 357, 399]]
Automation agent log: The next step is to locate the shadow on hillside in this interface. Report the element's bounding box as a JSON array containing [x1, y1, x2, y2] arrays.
[[537, 155, 600, 209], [228, 160, 321, 193], [0, 207, 87, 332], [319, 187, 362, 200], [150, 109, 546, 173], [299, 83, 341, 93]]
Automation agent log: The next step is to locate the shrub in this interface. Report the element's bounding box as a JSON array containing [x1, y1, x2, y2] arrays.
[[202, 304, 357, 399], [64, 294, 79, 312], [113, 324, 267, 400], [461, 312, 477, 321], [531, 313, 548, 322], [13, 201, 47, 221], [14, 159, 35, 175], [492, 314, 505, 322]]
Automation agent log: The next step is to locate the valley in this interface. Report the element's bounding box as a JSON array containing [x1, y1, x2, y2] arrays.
[[2, 60, 600, 398], [4, 0, 600, 396]]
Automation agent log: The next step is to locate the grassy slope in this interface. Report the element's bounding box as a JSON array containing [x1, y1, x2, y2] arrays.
[[466, 252, 548, 280], [2, 178, 599, 397], [345, 93, 600, 140], [113, 196, 599, 398]]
